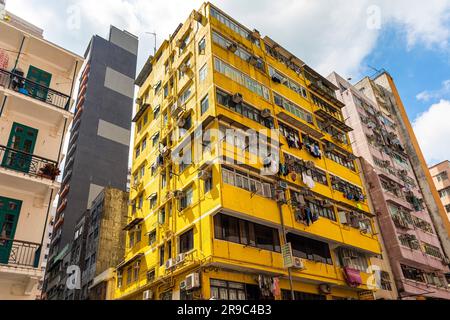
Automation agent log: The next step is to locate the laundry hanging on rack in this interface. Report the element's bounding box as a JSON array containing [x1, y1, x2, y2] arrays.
[[302, 172, 316, 189]]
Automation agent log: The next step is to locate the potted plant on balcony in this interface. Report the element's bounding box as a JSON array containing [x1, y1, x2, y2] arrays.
[[38, 163, 61, 181]]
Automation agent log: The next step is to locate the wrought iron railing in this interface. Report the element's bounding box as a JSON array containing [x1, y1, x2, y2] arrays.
[[0, 68, 71, 110], [0, 144, 60, 180], [0, 238, 41, 268]]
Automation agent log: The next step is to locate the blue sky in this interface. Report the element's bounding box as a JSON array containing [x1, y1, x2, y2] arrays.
[[4, 0, 450, 165]]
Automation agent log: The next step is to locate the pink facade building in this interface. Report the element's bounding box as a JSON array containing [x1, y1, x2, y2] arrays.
[[328, 72, 450, 300]]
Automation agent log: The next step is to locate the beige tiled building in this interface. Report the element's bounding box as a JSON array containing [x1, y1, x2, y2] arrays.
[[0, 9, 83, 299], [430, 161, 450, 222]]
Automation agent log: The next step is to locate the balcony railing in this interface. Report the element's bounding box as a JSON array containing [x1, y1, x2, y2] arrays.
[[0, 68, 71, 111], [0, 238, 41, 268], [0, 144, 60, 181]]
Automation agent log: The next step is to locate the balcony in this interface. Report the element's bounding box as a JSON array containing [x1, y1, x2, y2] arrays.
[[0, 68, 71, 110], [0, 144, 59, 180], [0, 238, 41, 269], [0, 144, 60, 197]]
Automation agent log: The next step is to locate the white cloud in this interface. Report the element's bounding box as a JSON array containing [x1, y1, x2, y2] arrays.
[[4, 0, 450, 77], [413, 99, 450, 165], [416, 80, 450, 102]]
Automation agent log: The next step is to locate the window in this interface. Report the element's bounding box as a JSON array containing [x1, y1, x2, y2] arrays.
[[159, 246, 165, 266], [153, 105, 161, 120], [380, 271, 392, 291], [401, 264, 425, 283], [325, 149, 355, 171], [222, 166, 273, 199], [179, 32, 190, 54], [338, 247, 369, 272], [212, 31, 265, 72], [269, 66, 308, 99], [216, 89, 274, 128], [210, 279, 250, 301], [198, 37, 206, 54], [179, 58, 191, 79], [213, 58, 269, 100], [436, 171, 448, 182], [148, 230, 156, 246], [281, 290, 326, 301], [139, 165, 145, 180], [117, 270, 123, 288], [180, 186, 193, 210], [279, 122, 301, 148], [308, 199, 335, 221], [274, 93, 313, 123], [179, 229, 194, 254], [164, 84, 169, 98], [141, 138, 147, 152], [178, 85, 192, 105], [129, 225, 142, 248], [154, 80, 162, 94], [439, 187, 450, 198], [152, 133, 160, 147], [179, 147, 192, 172], [204, 173, 213, 193], [159, 209, 166, 225], [135, 145, 141, 159], [149, 193, 158, 209], [133, 261, 140, 282], [161, 173, 167, 189], [147, 269, 156, 283], [200, 94, 209, 115], [422, 243, 443, 259], [210, 7, 260, 47], [199, 63, 208, 82], [214, 213, 281, 252], [126, 268, 132, 284]]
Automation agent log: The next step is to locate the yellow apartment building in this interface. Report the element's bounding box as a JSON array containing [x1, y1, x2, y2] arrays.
[[115, 3, 384, 300]]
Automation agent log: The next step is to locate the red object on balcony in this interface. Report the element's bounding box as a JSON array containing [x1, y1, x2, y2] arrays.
[[343, 267, 363, 287]]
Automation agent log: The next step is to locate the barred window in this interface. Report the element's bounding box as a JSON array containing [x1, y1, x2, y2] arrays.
[[222, 166, 273, 199]]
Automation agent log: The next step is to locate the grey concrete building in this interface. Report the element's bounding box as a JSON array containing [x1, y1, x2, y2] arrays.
[[44, 26, 138, 299]]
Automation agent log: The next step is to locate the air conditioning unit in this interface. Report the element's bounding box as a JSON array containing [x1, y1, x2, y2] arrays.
[[143, 290, 153, 300], [278, 181, 288, 190], [135, 98, 142, 105], [231, 93, 243, 104], [185, 273, 200, 290], [176, 39, 183, 48], [306, 114, 314, 124], [177, 117, 186, 128], [198, 170, 211, 181], [161, 146, 171, 158], [261, 109, 271, 118], [251, 29, 261, 39], [171, 103, 184, 118], [319, 283, 332, 295], [165, 258, 176, 270], [193, 11, 203, 23], [325, 142, 335, 152], [247, 55, 258, 66], [271, 75, 282, 84], [174, 190, 185, 200], [180, 63, 191, 74], [339, 211, 349, 225], [227, 43, 238, 53], [176, 253, 187, 265], [292, 257, 305, 270]]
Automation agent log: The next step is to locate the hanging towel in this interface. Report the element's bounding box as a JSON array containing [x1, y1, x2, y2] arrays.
[[302, 172, 316, 189]]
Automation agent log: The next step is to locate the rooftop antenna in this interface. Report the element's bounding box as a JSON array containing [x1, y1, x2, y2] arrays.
[[146, 31, 157, 56]]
